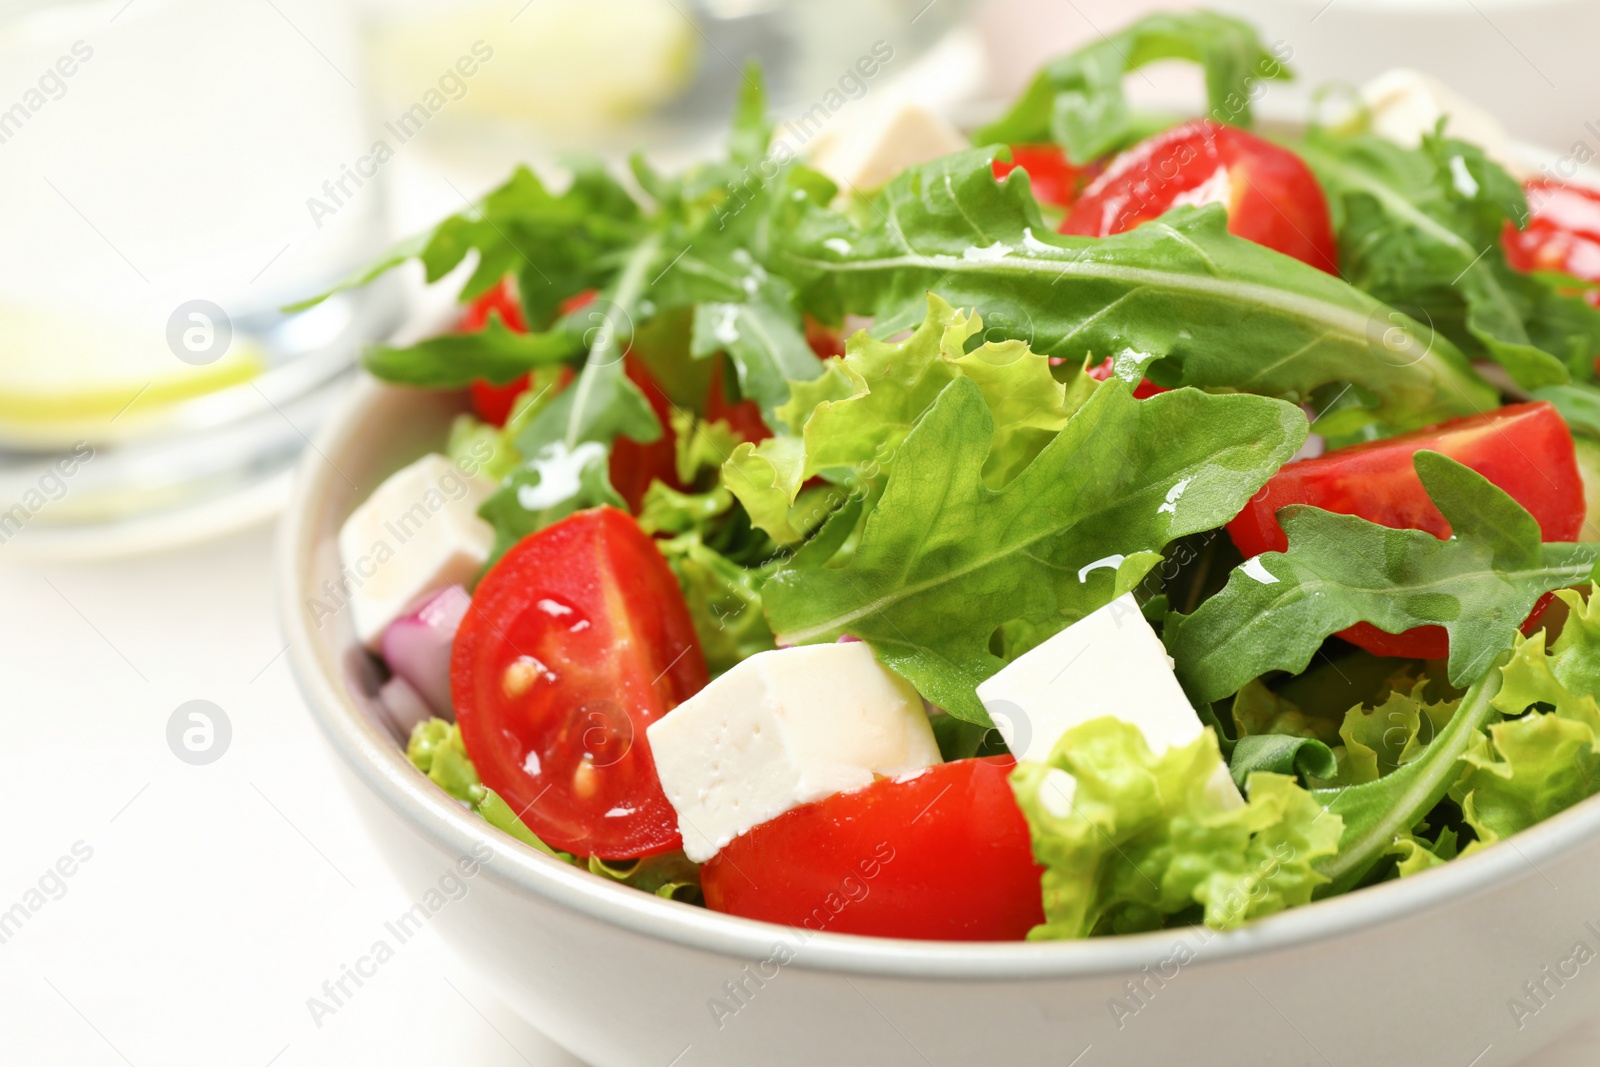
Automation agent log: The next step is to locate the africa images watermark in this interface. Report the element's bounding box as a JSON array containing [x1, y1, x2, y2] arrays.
[[0, 841, 95, 948], [706, 840, 896, 1030], [306, 40, 495, 229], [305, 840, 494, 1027], [0, 40, 94, 148], [0, 442, 95, 546]]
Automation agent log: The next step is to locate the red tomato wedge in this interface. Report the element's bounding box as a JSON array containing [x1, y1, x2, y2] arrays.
[[705, 359, 771, 445], [462, 281, 531, 426], [1228, 402, 1586, 659], [702, 757, 1045, 941], [993, 145, 1093, 209], [1062, 120, 1339, 275], [462, 287, 598, 426], [1503, 179, 1600, 309], [609, 358, 684, 513], [452, 507, 708, 858]]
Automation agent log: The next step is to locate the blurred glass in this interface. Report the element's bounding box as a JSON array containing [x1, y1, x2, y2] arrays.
[[358, 0, 975, 168], [0, 0, 401, 557]]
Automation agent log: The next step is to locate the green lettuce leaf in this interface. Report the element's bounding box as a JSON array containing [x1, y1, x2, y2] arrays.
[[1326, 677, 1458, 787], [1294, 130, 1600, 390], [764, 375, 1308, 723], [1310, 657, 1506, 893], [1387, 826, 1460, 878], [1167, 451, 1600, 704], [1456, 587, 1600, 848], [1011, 718, 1342, 939], [1227, 734, 1338, 791], [974, 10, 1292, 162], [775, 149, 1495, 433], [724, 293, 1072, 543], [406, 719, 566, 858], [690, 275, 824, 416]]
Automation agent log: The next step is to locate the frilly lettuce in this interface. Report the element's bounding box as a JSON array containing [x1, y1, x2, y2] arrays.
[[1456, 587, 1600, 850], [1011, 718, 1342, 939], [724, 293, 1073, 543]]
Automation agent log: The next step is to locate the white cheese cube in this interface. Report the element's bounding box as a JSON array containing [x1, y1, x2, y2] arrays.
[[1361, 69, 1523, 176], [337, 453, 494, 650], [977, 593, 1241, 806], [806, 101, 969, 193], [646, 642, 942, 862]]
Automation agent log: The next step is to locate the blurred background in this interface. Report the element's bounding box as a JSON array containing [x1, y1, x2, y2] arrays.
[[5, 0, 1600, 1063]]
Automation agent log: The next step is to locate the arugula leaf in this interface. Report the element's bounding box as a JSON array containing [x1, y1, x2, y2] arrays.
[[1294, 131, 1600, 390], [1012, 718, 1341, 939], [1310, 656, 1506, 893], [724, 294, 1072, 543], [1456, 587, 1600, 848], [974, 10, 1292, 162], [1167, 451, 1600, 703], [690, 275, 823, 415], [775, 149, 1496, 432], [478, 442, 626, 566], [1227, 734, 1338, 790], [764, 375, 1308, 722], [365, 313, 579, 388]]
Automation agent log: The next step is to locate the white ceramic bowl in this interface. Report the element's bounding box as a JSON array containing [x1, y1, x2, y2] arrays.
[[281, 387, 1600, 1067]]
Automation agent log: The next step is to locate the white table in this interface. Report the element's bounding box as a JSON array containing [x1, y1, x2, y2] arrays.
[[3, 518, 1597, 1067]]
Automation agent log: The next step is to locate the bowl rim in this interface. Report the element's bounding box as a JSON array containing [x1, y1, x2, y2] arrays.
[[280, 376, 1600, 979]]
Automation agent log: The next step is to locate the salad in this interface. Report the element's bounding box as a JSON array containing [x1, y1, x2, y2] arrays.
[[302, 10, 1600, 942]]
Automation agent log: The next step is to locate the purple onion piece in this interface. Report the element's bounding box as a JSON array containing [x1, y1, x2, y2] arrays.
[[380, 584, 471, 719], [378, 675, 434, 738]]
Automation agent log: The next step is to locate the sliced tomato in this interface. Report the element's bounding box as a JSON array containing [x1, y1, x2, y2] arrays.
[[1062, 120, 1339, 275], [993, 145, 1093, 209], [705, 359, 771, 445], [463, 287, 599, 426], [462, 281, 532, 426], [1228, 402, 1586, 659], [702, 757, 1045, 941], [1503, 179, 1600, 309], [609, 358, 685, 513], [452, 507, 708, 858], [804, 315, 847, 360], [1086, 356, 1169, 400]]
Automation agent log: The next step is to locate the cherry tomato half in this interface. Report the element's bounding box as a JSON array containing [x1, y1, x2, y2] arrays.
[[993, 145, 1093, 209], [702, 757, 1045, 941], [1503, 179, 1600, 310], [1062, 120, 1339, 275], [1228, 402, 1586, 659], [452, 507, 708, 858]]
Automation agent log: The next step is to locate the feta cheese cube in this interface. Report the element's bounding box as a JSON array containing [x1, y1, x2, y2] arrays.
[[977, 593, 1241, 806], [806, 101, 969, 193], [337, 453, 494, 650], [1361, 69, 1524, 176], [646, 642, 942, 862]]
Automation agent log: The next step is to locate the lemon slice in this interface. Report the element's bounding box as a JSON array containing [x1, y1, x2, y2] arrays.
[[0, 300, 262, 428]]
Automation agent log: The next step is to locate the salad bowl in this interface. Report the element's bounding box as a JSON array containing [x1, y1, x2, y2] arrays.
[[275, 7, 1600, 1061], [281, 377, 1600, 1067]]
